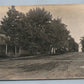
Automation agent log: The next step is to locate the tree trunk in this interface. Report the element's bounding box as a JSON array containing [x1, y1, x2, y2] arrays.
[[5, 44, 7, 55], [15, 46, 17, 56], [19, 47, 21, 55]]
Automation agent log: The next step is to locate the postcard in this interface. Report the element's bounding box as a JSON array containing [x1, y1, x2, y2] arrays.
[[0, 4, 84, 80]]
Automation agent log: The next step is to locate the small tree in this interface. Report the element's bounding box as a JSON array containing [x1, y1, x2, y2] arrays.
[[67, 37, 78, 52], [80, 37, 84, 52]]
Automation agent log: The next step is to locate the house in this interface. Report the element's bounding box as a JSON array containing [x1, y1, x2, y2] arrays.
[[0, 32, 31, 57], [0, 33, 21, 56]]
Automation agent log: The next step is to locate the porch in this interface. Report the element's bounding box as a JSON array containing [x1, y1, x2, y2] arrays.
[[0, 44, 21, 57]]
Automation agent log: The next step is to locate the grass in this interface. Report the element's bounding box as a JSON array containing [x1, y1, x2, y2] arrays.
[[0, 52, 84, 80], [19, 62, 59, 71]]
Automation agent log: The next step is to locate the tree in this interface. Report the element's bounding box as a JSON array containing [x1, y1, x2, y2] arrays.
[[24, 8, 52, 54], [80, 37, 84, 52], [50, 18, 78, 54], [50, 18, 70, 54], [67, 36, 78, 52], [1, 6, 25, 47]]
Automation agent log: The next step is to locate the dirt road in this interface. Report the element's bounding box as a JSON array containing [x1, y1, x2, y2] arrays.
[[0, 52, 84, 80]]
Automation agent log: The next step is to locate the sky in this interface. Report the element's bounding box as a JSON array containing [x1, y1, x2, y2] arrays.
[[0, 4, 84, 43]]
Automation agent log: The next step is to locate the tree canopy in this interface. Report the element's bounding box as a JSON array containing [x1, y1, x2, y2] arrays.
[[1, 6, 25, 46], [0, 6, 78, 55]]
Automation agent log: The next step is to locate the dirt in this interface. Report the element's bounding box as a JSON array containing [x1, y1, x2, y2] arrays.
[[0, 52, 84, 80]]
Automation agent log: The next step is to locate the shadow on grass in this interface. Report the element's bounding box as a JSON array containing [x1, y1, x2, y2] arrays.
[[14, 54, 51, 60], [19, 62, 59, 72], [19, 61, 71, 72], [0, 55, 9, 59]]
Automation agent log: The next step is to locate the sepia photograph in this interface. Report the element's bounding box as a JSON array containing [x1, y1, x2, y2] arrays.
[[0, 4, 84, 80]]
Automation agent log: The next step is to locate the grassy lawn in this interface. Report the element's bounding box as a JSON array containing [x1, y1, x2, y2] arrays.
[[0, 52, 84, 80]]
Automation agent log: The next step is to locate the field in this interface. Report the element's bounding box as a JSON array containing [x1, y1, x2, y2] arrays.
[[0, 52, 84, 80]]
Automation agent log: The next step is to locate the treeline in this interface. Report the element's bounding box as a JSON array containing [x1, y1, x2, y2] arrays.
[[0, 6, 78, 55]]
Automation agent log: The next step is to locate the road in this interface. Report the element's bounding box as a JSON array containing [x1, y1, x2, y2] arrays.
[[0, 52, 84, 80]]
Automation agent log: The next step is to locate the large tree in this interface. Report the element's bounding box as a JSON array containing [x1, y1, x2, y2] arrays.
[[24, 8, 52, 54], [1, 6, 25, 47], [50, 18, 78, 54], [50, 18, 69, 53]]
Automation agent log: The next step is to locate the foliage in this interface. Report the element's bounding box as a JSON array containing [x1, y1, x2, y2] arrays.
[[80, 37, 84, 52], [0, 6, 78, 55], [1, 6, 25, 46]]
